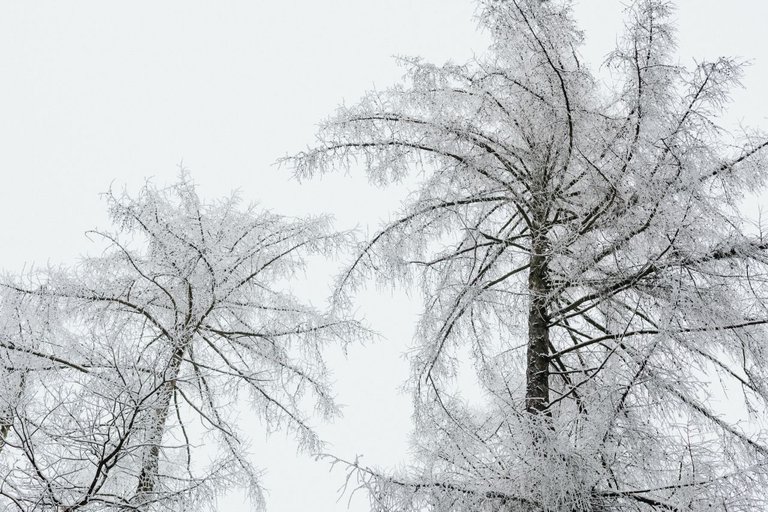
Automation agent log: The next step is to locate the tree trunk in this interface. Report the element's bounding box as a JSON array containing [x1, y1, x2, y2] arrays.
[[0, 372, 26, 455], [0, 420, 10, 454], [135, 340, 187, 498], [525, 229, 550, 415]]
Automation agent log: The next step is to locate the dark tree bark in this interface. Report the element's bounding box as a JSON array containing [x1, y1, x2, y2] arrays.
[[525, 229, 551, 416]]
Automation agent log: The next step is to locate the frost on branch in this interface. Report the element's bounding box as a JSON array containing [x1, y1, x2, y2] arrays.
[[291, 0, 768, 510], [0, 174, 362, 511]]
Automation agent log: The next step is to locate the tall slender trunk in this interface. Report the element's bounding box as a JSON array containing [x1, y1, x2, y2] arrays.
[[135, 339, 187, 498], [525, 227, 551, 415]]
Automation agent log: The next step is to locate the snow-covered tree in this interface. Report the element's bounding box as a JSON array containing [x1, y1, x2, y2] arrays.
[[0, 175, 360, 511], [290, 0, 768, 509], [0, 289, 60, 457]]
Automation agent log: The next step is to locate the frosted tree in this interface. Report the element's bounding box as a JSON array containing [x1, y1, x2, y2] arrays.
[[0, 288, 61, 457], [0, 175, 360, 511], [290, 0, 768, 510]]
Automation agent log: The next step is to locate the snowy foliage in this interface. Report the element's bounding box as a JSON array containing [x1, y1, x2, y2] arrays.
[[0, 175, 361, 511], [290, 0, 768, 510]]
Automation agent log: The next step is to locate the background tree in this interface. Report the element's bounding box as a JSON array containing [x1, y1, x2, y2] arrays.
[[0, 288, 60, 456], [290, 0, 768, 509], [0, 175, 360, 511]]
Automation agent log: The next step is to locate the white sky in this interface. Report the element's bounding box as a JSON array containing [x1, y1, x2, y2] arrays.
[[1, 1, 767, 511]]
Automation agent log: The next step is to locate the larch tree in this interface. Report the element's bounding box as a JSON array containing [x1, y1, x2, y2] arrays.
[[0, 175, 361, 511], [0, 287, 60, 457], [290, 0, 768, 510]]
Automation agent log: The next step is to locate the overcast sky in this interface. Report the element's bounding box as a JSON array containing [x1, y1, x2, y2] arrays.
[[2, 1, 767, 511]]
